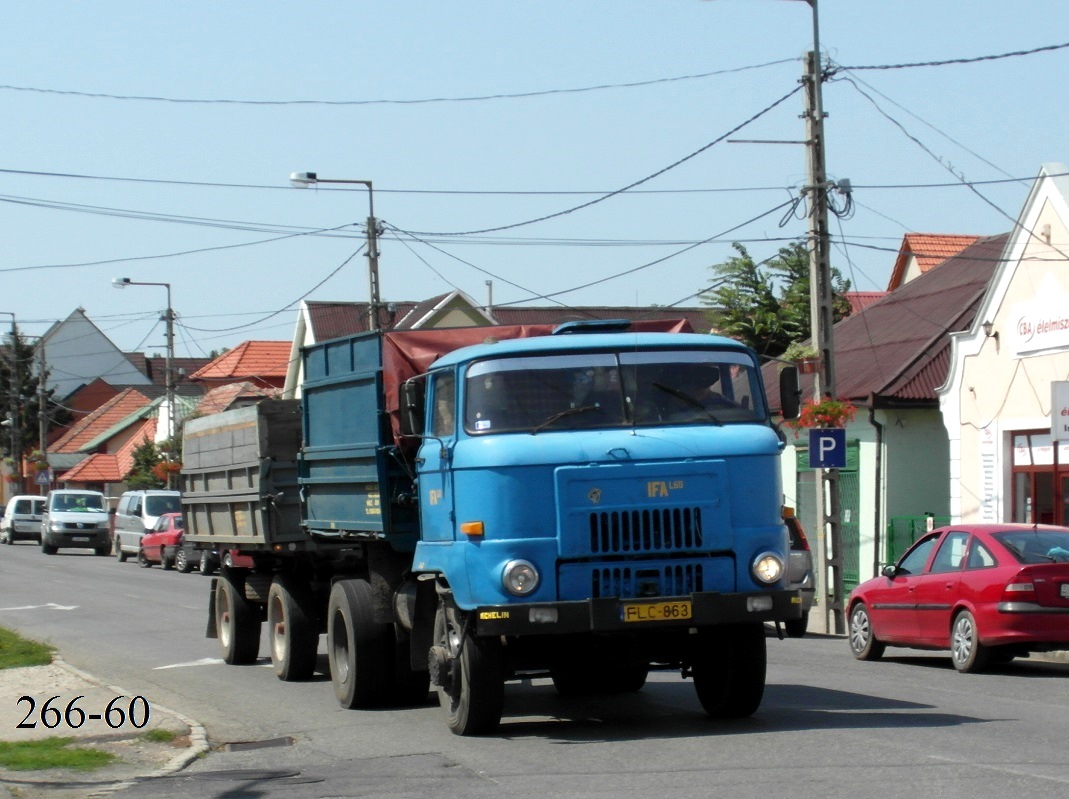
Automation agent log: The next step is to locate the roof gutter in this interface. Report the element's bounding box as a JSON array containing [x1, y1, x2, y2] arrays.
[[868, 393, 884, 577]]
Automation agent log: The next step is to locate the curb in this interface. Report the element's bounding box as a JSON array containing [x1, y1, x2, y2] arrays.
[[51, 658, 210, 797]]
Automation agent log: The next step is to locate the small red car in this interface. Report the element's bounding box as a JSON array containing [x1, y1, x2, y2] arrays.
[[848, 523, 1069, 672], [139, 512, 184, 570]]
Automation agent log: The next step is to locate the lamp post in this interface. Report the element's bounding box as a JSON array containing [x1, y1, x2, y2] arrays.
[[0, 312, 19, 488], [289, 172, 383, 331], [111, 278, 175, 444]]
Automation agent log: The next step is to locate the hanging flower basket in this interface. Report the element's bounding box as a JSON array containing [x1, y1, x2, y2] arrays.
[[152, 461, 183, 482], [796, 357, 822, 375], [784, 397, 857, 435]]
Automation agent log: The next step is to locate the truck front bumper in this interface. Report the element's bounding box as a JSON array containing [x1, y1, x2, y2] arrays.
[[470, 589, 802, 637]]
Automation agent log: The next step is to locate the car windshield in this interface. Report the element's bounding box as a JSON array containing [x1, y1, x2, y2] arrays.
[[55, 494, 106, 512], [993, 530, 1069, 563], [464, 350, 765, 435], [146, 495, 181, 516]]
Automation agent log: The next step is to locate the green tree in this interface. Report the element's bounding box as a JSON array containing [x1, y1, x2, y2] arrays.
[[703, 240, 852, 359], [124, 440, 166, 489], [0, 327, 70, 466]]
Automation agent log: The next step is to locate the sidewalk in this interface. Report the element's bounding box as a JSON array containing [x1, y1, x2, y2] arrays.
[[0, 658, 208, 799]]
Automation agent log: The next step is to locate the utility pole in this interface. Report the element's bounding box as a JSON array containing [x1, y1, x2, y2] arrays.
[[801, 1, 845, 634]]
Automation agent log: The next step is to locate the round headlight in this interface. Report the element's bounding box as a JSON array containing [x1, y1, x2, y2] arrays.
[[752, 552, 784, 584], [502, 559, 540, 596]]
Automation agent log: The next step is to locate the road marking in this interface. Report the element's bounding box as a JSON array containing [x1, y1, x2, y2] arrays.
[[154, 657, 273, 670], [0, 602, 79, 611]]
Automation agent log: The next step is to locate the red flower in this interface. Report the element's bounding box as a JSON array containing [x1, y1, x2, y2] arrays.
[[784, 397, 857, 435]]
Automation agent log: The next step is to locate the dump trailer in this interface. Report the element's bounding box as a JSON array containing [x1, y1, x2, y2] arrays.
[[181, 319, 802, 735]]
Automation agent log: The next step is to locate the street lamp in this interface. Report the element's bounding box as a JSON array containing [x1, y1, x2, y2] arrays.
[[0, 312, 19, 484], [111, 278, 175, 444], [289, 172, 383, 332]]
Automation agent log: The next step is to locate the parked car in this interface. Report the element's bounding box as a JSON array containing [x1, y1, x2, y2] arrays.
[[847, 523, 1069, 672], [40, 490, 111, 555], [113, 489, 181, 562], [1, 495, 46, 544], [139, 511, 184, 569], [186, 547, 253, 575], [784, 508, 815, 637]]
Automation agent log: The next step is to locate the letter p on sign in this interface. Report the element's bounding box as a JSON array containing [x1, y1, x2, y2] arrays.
[[809, 428, 847, 469]]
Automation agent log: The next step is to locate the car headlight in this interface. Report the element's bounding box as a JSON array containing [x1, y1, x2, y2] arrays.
[[502, 559, 540, 596], [752, 552, 785, 584], [49, 521, 64, 533]]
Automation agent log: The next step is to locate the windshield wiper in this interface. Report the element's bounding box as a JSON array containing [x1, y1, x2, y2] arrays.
[[652, 382, 723, 425], [531, 405, 601, 434]]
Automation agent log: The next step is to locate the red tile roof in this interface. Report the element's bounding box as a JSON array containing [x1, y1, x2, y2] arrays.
[[845, 291, 886, 314], [61, 418, 155, 483], [50, 388, 153, 454], [191, 341, 291, 384], [886, 234, 980, 291]]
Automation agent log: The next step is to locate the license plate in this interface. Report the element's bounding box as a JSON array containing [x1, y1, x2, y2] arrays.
[[1061, 584, 1069, 599], [621, 600, 692, 623], [71, 536, 89, 542]]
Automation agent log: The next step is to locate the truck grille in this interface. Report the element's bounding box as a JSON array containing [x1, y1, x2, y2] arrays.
[[588, 507, 702, 555], [592, 563, 703, 598]]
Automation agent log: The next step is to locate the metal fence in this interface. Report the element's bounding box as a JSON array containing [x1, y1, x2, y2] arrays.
[[885, 515, 950, 564]]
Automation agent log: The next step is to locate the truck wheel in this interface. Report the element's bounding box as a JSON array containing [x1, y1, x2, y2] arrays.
[[327, 579, 393, 709], [216, 572, 262, 665], [433, 602, 504, 735], [268, 575, 319, 681], [690, 623, 766, 719], [115, 536, 127, 562]]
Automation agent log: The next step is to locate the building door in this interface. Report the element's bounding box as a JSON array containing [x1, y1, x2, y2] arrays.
[[1011, 432, 1069, 525], [796, 440, 862, 597]]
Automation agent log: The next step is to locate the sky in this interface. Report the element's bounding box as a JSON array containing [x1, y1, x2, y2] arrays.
[[3, 1, 1068, 360]]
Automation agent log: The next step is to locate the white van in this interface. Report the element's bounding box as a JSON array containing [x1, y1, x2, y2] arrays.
[[40, 490, 111, 555], [113, 489, 181, 562], [1, 495, 46, 544]]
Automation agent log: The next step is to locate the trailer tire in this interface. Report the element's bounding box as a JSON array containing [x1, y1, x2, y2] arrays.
[[434, 601, 504, 736], [268, 575, 319, 681], [690, 623, 766, 719], [327, 579, 393, 709], [216, 571, 262, 665]]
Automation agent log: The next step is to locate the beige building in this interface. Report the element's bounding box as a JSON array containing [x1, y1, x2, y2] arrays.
[[942, 163, 1069, 524]]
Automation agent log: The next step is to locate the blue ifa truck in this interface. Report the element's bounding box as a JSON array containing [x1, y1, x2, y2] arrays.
[[182, 319, 803, 735]]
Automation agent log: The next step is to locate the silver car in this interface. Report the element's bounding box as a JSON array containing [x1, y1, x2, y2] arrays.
[[784, 511, 815, 637]]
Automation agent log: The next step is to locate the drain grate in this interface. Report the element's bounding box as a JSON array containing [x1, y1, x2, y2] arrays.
[[215, 736, 296, 752]]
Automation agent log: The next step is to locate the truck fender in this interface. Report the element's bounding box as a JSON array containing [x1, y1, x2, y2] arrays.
[[206, 577, 219, 639], [408, 577, 439, 672]]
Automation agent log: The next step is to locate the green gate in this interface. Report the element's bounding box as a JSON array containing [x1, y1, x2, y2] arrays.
[[885, 515, 950, 564], [796, 440, 861, 594]]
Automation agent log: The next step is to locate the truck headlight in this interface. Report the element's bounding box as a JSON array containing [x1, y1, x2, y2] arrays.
[[502, 560, 539, 596], [752, 552, 784, 584]]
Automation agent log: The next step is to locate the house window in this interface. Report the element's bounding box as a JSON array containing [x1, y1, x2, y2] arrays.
[[1011, 432, 1069, 524]]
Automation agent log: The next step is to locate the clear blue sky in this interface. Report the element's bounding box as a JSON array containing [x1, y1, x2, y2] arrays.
[[3, 1, 1067, 358]]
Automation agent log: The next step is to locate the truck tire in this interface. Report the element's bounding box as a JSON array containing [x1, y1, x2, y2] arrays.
[[433, 601, 504, 736], [327, 579, 393, 709], [551, 638, 648, 695], [690, 623, 766, 719], [268, 575, 319, 681], [216, 571, 262, 665]]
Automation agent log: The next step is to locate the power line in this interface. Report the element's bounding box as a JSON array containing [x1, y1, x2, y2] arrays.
[[836, 40, 1069, 72]]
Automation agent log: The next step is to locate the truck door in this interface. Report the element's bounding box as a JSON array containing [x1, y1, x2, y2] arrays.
[[417, 371, 457, 541]]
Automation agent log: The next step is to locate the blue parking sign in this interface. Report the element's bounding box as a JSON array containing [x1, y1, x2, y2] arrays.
[[809, 428, 846, 469]]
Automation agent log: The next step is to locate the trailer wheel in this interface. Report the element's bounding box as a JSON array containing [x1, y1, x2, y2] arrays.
[[327, 579, 393, 708], [690, 623, 766, 719], [216, 571, 262, 665], [433, 601, 503, 736], [268, 575, 320, 681]]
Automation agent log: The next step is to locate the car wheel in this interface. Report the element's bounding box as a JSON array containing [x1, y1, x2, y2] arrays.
[[175, 549, 191, 573], [94, 544, 110, 556], [223, 552, 234, 570], [137, 547, 151, 568], [1, 529, 10, 545], [848, 602, 885, 660], [161, 550, 174, 570], [784, 611, 809, 639], [200, 552, 215, 575], [951, 609, 990, 673], [115, 536, 128, 562], [41, 540, 57, 555]]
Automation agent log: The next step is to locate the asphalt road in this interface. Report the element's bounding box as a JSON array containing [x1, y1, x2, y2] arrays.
[[3, 542, 1069, 799]]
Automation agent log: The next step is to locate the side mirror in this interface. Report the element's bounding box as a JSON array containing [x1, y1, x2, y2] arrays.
[[881, 564, 897, 579], [779, 365, 801, 421], [399, 378, 426, 438]]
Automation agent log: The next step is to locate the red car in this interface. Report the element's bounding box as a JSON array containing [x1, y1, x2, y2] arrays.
[[848, 524, 1069, 672], [139, 512, 184, 570]]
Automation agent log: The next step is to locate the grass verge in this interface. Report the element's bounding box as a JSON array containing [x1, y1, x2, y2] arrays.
[[0, 738, 117, 771], [0, 626, 54, 670]]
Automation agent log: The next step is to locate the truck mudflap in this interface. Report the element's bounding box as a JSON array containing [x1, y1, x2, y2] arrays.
[[469, 589, 802, 637]]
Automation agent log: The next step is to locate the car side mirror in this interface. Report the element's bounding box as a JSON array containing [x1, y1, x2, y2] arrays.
[[881, 564, 897, 579]]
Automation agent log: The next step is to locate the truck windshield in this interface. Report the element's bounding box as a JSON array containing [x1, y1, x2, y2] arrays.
[[464, 350, 765, 435]]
